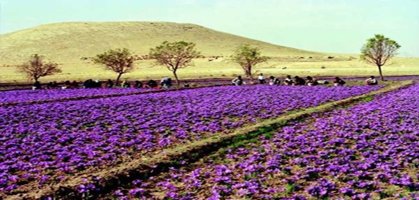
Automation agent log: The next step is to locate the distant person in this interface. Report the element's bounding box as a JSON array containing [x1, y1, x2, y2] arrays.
[[65, 80, 71, 87], [84, 79, 99, 88], [294, 76, 305, 86], [306, 76, 318, 86], [83, 79, 92, 88], [83, 79, 90, 88], [106, 79, 114, 88], [268, 76, 275, 85], [160, 76, 172, 89], [121, 79, 130, 88], [33, 81, 41, 90], [52, 81, 59, 88], [134, 80, 143, 89], [284, 75, 294, 85], [232, 76, 244, 86], [274, 77, 281, 85], [167, 78, 172, 88], [333, 77, 346, 86], [317, 80, 329, 85], [47, 81, 59, 89], [71, 80, 79, 89], [62, 80, 71, 89], [269, 76, 281, 85], [146, 80, 158, 88], [94, 80, 101, 88], [258, 73, 266, 84], [183, 81, 191, 88], [365, 76, 378, 85]]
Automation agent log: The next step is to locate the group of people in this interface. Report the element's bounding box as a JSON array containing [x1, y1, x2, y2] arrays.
[[32, 74, 379, 90], [33, 77, 176, 90], [96, 77, 175, 89], [34, 80, 80, 90], [232, 73, 343, 87], [232, 73, 379, 87], [32, 75, 185, 90]]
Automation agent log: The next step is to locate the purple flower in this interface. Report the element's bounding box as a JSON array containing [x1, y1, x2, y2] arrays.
[[129, 188, 145, 197]]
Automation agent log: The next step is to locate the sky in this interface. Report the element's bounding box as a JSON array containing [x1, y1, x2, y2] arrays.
[[0, 0, 418, 56]]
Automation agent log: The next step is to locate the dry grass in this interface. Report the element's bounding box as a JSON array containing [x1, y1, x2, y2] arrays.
[[1, 57, 418, 84], [1, 22, 417, 83]]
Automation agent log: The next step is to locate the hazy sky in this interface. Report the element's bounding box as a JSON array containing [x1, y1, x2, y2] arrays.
[[1, 0, 418, 56]]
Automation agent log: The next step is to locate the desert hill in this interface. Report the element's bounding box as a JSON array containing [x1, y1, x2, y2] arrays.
[[0, 21, 320, 64]]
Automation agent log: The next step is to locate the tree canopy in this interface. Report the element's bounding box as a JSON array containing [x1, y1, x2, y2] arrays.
[[18, 54, 61, 83], [91, 48, 137, 84], [231, 44, 268, 79], [149, 41, 201, 87], [361, 34, 401, 81]]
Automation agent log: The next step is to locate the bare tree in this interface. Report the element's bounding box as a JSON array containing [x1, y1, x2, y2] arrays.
[[149, 41, 201, 88], [361, 34, 401, 81], [91, 48, 137, 85], [18, 54, 61, 83], [231, 44, 268, 80]]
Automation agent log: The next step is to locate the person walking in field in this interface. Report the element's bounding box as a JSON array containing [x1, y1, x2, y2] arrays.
[[232, 76, 244, 86], [333, 77, 346, 86], [258, 73, 266, 84], [284, 75, 294, 85], [365, 76, 378, 85]]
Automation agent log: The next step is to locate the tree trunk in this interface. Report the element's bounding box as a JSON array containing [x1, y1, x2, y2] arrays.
[[173, 71, 180, 88], [246, 65, 253, 80], [116, 73, 123, 86], [377, 65, 384, 81]]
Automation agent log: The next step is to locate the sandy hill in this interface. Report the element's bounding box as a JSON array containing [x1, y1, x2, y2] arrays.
[[0, 21, 320, 64]]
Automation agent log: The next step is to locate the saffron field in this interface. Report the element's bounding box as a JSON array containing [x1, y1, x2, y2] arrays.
[[107, 84, 418, 199], [1, 84, 417, 200]]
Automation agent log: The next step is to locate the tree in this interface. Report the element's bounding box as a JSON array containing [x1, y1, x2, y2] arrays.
[[91, 48, 137, 84], [18, 54, 61, 83], [361, 34, 401, 81], [231, 44, 269, 80], [149, 41, 201, 87]]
